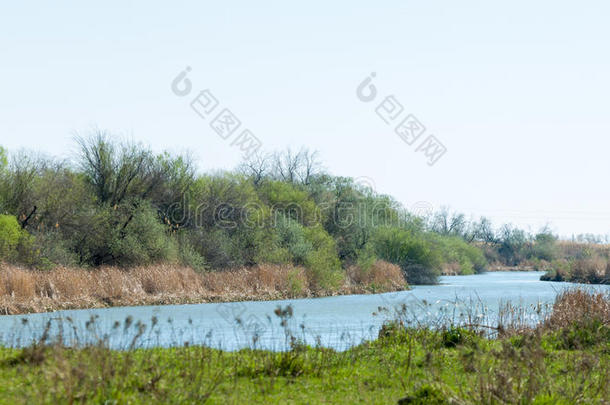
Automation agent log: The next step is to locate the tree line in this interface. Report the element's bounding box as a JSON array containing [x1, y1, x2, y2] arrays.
[[0, 132, 603, 287]]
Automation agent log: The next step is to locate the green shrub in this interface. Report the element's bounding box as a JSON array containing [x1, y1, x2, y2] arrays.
[[0, 146, 7, 170], [193, 228, 237, 269], [531, 232, 559, 261], [0, 215, 31, 262], [177, 233, 207, 272], [303, 225, 343, 290], [110, 202, 179, 267], [371, 227, 442, 284], [543, 321, 609, 350], [441, 326, 477, 348], [377, 321, 410, 343], [287, 268, 306, 296], [275, 216, 313, 264], [27, 231, 79, 269], [258, 180, 319, 226], [398, 385, 448, 405], [434, 235, 487, 275]]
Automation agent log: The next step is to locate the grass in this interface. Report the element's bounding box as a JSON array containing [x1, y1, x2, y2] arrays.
[[0, 290, 607, 404], [0, 261, 407, 315]]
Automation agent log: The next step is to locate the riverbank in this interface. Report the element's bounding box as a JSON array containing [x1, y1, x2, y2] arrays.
[[484, 264, 536, 272], [0, 261, 407, 315], [0, 290, 607, 404], [540, 257, 610, 285]]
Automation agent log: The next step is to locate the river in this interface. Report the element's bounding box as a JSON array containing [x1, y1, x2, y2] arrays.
[[1, 271, 608, 350]]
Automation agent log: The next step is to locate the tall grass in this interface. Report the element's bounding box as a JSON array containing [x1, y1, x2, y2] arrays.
[[0, 261, 407, 314], [345, 260, 405, 292], [543, 289, 609, 329]]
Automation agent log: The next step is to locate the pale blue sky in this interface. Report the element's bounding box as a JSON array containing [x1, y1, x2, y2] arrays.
[[1, 1, 609, 236]]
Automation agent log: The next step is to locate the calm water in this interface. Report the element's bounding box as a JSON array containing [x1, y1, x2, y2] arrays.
[[1, 272, 608, 351]]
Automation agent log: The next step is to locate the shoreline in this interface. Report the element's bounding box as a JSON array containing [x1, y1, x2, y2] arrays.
[[6, 264, 601, 316], [0, 287, 410, 316], [484, 265, 538, 272], [0, 262, 408, 316]]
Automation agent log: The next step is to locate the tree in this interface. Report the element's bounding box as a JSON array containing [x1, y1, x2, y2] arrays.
[[0, 151, 45, 228], [371, 227, 443, 284], [237, 152, 271, 187], [429, 208, 469, 239], [76, 131, 193, 208], [472, 217, 497, 244], [497, 225, 529, 265], [270, 147, 323, 185], [0, 146, 7, 213], [0, 214, 30, 261], [532, 227, 558, 261], [0, 146, 7, 172]]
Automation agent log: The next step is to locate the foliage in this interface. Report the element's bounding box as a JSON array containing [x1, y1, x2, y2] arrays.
[[0, 146, 7, 178], [371, 227, 442, 284], [10, 132, 593, 287], [434, 235, 487, 275], [302, 224, 343, 290], [0, 215, 30, 261], [531, 231, 558, 261], [109, 202, 178, 267]]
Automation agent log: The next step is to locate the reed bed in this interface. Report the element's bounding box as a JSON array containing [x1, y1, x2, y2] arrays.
[[0, 261, 407, 315]]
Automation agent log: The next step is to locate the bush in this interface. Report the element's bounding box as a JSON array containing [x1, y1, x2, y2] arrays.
[[109, 202, 179, 267], [540, 290, 609, 350], [571, 257, 607, 283], [371, 227, 442, 284], [176, 233, 207, 272], [544, 320, 609, 350], [531, 232, 558, 261], [287, 268, 307, 297], [257, 180, 319, 226], [377, 321, 409, 342], [540, 259, 572, 281], [0, 215, 31, 262], [275, 216, 313, 264], [398, 385, 449, 405], [441, 327, 478, 348], [192, 228, 237, 269], [302, 225, 342, 291], [27, 231, 79, 269], [0, 146, 7, 171], [435, 235, 487, 275]]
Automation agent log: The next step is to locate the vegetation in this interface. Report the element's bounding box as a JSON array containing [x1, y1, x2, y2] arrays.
[[539, 243, 610, 284], [0, 133, 486, 291], [0, 131, 607, 310], [0, 261, 405, 315], [427, 209, 609, 284], [0, 290, 607, 404]]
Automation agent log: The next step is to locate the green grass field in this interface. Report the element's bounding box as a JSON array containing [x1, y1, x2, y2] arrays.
[[0, 318, 607, 404]]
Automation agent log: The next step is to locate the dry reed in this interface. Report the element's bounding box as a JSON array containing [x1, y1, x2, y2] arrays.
[[0, 261, 405, 315], [543, 289, 610, 329], [345, 260, 406, 292]]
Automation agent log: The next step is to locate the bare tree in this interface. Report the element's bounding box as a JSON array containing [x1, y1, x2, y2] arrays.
[[75, 130, 194, 209], [300, 149, 321, 185], [237, 152, 271, 186], [269, 147, 323, 185], [272, 148, 300, 183], [473, 217, 497, 244]]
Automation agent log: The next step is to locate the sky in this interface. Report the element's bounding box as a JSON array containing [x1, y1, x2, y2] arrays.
[[1, 1, 609, 237]]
